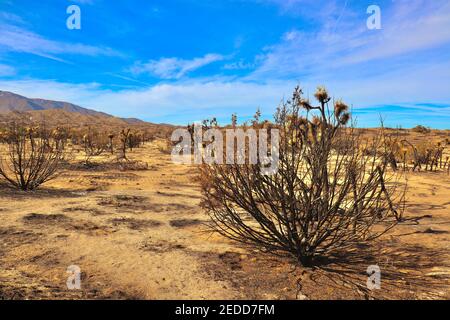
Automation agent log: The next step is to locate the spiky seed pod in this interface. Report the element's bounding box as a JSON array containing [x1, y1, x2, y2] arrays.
[[231, 114, 237, 127], [287, 115, 299, 131], [51, 129, 59, 138], [339, 112, 350, 125], [314, 86, 329, 103], [334, 100, 348, 118], [292, 86, 303, 101], [299, 99, 313, 111], [312, 116, 321, 126], [298, 117, 308, 127]]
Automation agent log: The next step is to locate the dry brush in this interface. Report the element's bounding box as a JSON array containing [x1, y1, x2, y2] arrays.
[[200, 86, 406, 266]]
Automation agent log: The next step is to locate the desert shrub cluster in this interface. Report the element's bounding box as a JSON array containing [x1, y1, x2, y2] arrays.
[[0, 122, 163, 190], [378, 128, 449, 173], [411, 125, 431, 134]]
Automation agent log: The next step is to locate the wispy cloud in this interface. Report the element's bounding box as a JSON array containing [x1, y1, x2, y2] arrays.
[[341, 1, 450, 65], [0, 23, 123, 63], [251, 0, 343, 22], [223, 57, 261, 70], [0, 11, 25, 24], [0, 63, 15, 76], [71, 0, 95, 5], [130, 54, 226, 79], [249, 0, 450, 79]]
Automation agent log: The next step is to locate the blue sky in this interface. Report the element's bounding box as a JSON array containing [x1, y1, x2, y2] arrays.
[[0, 0, 449, 128]]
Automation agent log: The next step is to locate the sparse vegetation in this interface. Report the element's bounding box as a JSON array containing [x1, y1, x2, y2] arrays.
[[379, 129, 449, 173], [0, 92, 448, 300]]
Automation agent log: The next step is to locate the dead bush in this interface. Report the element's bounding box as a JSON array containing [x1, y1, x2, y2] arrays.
[[401, 140, 445, 172], [411, 125, 431, 134], [117, 159, 148, 171], [158, 137, 175, 154], [127, 131, 143, 151], [0, 124, 65, 190], [82, 128, 108, 166], [200, 86, 405, 266]]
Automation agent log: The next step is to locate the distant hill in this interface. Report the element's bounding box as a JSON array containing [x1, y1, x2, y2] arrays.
[[0, 91, 108, 115], [0, 90, 159, 128]]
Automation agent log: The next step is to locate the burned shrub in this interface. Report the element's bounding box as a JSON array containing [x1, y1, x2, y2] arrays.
[[82, 128, 108, 166], [0, 124, 65, 190], [127, 131, 142, 151], [200, 86, 405, 266], [411, 125, 431, 134], [117, 159, 148, 171]]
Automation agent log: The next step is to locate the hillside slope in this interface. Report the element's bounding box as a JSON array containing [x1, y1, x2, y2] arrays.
[[0, 90, 158, 129]]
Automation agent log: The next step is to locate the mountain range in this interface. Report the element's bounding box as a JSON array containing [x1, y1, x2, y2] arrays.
[[0, 90, 150, 127]]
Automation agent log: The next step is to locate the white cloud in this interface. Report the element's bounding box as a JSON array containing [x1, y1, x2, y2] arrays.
[[0, 64, 15, 76], [223, 59, 257, 70], [341, 0, 450, 65], [0, 11, 25, 24], [249, 0, 450, 80], [282, 30, 303, 41], [130, 54, 226, 79], [0, 24, 123, 62]]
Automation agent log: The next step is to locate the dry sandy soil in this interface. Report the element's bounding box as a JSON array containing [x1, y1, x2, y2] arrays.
[[0, 138, 449, 300]]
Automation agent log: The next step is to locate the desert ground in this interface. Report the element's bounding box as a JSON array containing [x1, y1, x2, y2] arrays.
[[0, 133, 449, 300]]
